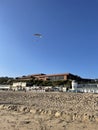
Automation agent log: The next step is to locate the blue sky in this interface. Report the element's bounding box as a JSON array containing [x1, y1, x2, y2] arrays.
[[0, 0, 98, 78]]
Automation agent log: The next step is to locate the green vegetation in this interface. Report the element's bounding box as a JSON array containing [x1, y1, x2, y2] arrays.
[[0, 77, 14, 85], [0, 76, 71, 88]]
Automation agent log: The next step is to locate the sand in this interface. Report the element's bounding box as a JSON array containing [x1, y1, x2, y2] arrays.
[[0, 91, 98, 130]]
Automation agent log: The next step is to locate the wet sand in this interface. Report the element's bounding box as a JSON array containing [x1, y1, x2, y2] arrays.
[[0, 91, 98, 130]]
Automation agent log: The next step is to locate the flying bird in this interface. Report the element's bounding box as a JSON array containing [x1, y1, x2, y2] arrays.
[[33, 33, 42, 38]]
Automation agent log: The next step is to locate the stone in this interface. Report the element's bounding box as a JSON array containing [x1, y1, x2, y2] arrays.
[[30, 108, 37, 114], [55, 111, 61, 117]]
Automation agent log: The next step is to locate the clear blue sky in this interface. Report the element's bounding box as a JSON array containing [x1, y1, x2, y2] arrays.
[[0, 0, 98, 78]]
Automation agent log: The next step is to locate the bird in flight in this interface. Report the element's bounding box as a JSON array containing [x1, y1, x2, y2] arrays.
[[33, 33, 42, 38]]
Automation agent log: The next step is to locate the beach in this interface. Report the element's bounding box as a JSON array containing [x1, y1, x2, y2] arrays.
[[0, 91, 98, 130]]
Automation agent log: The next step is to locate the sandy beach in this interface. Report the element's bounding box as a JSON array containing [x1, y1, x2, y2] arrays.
[[0, 91, 98, 130]]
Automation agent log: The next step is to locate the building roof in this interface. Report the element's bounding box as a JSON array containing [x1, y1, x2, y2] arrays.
[[42, 73, 70, 77], [29, 73, 46, 76]]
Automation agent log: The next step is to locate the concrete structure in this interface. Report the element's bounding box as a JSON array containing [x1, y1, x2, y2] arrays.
[[77, 84, 98, 93], [71, 80, 78, 90], [62, 87, 67, 92], [12, 82, 26, 91], [0, 85, 11, 90], [71, 81, 98, 93]]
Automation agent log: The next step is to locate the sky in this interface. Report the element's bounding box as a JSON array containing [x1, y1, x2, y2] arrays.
[[0, 0, 98, 78]]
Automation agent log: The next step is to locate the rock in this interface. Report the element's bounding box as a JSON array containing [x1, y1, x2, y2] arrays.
[[82, 114, 89, 122], [38, 109, 42, 113], [18, 106, 30, 113], [40, 110, 45, 115], [82, 113, 95, 122], [0, 105, 5, 110], [72, 113, 78, 121], [55, 111, 61, 117], [30, 108, 37, 114], [8, 105, 18, 111]]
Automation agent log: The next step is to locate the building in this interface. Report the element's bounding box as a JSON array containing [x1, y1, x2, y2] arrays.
[[0, 85, 11, 91], [16, 73, 82, 81], [71, 80, 98, 93], [16, 73, 45, 81], [43, 73, 82, 81], [12, 82, 26, 91]]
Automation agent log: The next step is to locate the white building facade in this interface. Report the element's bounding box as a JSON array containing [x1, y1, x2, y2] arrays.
[[12, 82, 26, 91], [71, 80, 98, 93], [0, 85, 11, 90]]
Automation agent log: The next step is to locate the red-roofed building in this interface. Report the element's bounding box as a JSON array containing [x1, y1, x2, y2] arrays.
[[16, 73, 81, 81]]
